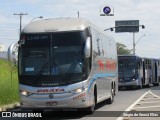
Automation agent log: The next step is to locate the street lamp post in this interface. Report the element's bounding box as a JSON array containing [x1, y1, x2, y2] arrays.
[[104, 25, 145, 55], [132, 25, 145, 55], [135, 34, 145, 45], [133, 32, 136, 55], [134, 34, 145, 54], [77, 11, 79, 18]]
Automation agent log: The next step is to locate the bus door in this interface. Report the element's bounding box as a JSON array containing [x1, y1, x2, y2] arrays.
[[142, 61, 146, 85], [155, 62, 158, 83]]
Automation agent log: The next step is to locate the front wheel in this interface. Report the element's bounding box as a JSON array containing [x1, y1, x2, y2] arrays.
[[84, 93, 95, 114]]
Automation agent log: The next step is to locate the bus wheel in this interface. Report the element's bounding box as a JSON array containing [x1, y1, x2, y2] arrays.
[[106, 88, 114, 104], [118, 86, 121, 91], [138, 80, 143, 89], [85, 95, 95, 114], [146, 84, 150, 88], [138, 85, 142, 89], [114, 83, 116, 96], [84, 90, 96, 115], [153, 83, 159, 86]]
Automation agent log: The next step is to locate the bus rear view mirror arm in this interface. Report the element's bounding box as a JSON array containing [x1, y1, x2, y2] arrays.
[[84, 37, 91, 58]]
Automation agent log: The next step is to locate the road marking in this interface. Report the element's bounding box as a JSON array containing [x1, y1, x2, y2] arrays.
[[116, 90, 150, 120], [141, 98, 160, 100], [149, 91, 160, 99], [139, 101, 160, 104], [134, 105, 160, 109]]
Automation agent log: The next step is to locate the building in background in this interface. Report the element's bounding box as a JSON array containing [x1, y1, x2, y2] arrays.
[[0, 43, 7, 59], [0, 43, 5, 52]]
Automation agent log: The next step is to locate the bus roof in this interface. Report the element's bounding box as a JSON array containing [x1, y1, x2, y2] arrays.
[[118, 55, 141, 59], [22, 18, 98, 33], [118, 55, 140, 57]]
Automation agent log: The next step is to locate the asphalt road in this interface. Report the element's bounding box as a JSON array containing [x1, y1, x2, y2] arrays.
[[3, 86, 160, 120]]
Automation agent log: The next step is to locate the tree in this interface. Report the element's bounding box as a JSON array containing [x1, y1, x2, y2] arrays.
[[116, 42, 132, 55]]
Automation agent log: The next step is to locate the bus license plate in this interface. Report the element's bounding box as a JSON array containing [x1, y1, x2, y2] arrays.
[[46, 101, 57, 106]]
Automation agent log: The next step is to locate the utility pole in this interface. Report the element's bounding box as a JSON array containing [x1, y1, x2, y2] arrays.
[[14, 13, 28, 35], [133, 32, 135, 55], [77, 11, 79, 18]]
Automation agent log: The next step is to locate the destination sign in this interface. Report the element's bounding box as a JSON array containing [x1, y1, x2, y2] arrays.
[[26, 34, 50, 41]]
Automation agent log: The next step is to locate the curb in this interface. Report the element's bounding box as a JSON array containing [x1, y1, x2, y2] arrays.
[[0, 102, 20, 111]]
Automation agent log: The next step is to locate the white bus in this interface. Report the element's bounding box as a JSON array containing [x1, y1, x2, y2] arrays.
[[18, 18, 118, 113]]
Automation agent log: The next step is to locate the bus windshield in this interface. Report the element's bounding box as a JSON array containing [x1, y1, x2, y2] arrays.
[[18, 31, 86, 87], [118, 59, 136, 78]]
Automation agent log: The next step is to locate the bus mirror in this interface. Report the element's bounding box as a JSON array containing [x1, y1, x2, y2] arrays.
[[84, 37, 91, 58]]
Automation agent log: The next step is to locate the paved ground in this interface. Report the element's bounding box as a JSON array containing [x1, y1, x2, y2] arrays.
[[1, 86, 160, 120]]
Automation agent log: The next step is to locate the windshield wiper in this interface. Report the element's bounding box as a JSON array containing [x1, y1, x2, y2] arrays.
[[52, 53, 67, 84], [34, 62, 48, 85]]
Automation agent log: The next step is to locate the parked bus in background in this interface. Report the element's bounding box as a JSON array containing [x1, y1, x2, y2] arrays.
[[8, 42, 18, 64], [141, 58, 152, 87], [118, 55, 143, 89], [18, 18, 118, 114]]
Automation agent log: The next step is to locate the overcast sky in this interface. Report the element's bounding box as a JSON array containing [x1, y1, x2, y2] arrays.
[[0, 0, 160, 58]]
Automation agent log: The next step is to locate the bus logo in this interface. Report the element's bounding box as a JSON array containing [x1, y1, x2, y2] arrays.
[[37, 88, 65, 93], [49, 94, 54, 99]]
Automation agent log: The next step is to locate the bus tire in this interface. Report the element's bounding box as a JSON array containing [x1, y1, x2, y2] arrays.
[[85, 97, 95, 114], [113, 82, 116, 96], [85, 87, 96, 114], [138, 80, 143, 89], [146, 84, 150, 88], [106, 87, 114, 104], [118, 86, 121, 91], [153, 83, 159, 86], [138, 85, 142, 89]]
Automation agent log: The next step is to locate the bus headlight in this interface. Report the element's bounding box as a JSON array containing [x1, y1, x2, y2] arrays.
[[76, 88, 82, 93], [71, 86, 87, 94], [119, 79, 123, 82], [132, 79, 136, 81], [72, 88, 83, 94], [20, 90, 30, 96]]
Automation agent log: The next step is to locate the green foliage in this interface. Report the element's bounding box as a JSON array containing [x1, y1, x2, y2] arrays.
[[0, 59, 19, 106], [117, 42, 132, 55]]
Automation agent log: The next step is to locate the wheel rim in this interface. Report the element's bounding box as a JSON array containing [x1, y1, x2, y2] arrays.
[[111, 88, 114, 101]]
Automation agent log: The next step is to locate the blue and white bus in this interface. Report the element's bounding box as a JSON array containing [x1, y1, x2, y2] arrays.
[[118, 55, 143, 89], [118, 55, 160, 89], [151, 58, 160, 86], [18, 18, 118, 113]]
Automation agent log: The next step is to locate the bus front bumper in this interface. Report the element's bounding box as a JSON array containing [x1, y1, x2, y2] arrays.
[[118, 80, 139, 87], [20, 91, 93, 110]]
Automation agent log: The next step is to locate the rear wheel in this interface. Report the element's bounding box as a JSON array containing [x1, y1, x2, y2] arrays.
[[113, 83, 116, 96], [106, 87, 114, 104]]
